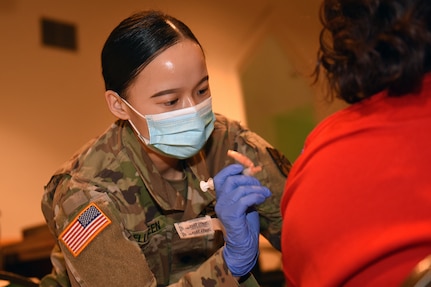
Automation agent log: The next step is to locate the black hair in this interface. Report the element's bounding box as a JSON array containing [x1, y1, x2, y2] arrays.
[[101, 10, 202, 98], [315, 0, 431, 104]]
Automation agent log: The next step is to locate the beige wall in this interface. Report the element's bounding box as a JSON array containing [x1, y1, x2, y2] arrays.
[[0, 0, 337, 242]]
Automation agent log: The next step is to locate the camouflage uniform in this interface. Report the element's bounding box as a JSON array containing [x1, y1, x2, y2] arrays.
[[40, 114, 290, 287]]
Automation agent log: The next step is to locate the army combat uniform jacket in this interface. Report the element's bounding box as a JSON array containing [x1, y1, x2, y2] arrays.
[[40, 114, 290, 287]]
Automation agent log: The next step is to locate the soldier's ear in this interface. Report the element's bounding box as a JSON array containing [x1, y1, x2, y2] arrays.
[[105, 90, 130, 120]]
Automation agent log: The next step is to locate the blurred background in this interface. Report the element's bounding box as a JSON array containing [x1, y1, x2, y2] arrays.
[[0, 0, 346, 284]]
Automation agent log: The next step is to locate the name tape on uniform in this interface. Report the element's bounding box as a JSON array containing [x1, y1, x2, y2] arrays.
[[174, 215, 217, 239]]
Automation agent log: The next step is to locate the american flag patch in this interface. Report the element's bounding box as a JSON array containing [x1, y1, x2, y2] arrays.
[[59, 203, 111, 257]]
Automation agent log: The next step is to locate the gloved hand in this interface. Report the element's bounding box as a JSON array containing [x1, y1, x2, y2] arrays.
[[214, 164, 271, 277]]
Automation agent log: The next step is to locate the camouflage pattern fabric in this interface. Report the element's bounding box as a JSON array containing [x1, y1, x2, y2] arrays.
[[39, 113, 291, 287]]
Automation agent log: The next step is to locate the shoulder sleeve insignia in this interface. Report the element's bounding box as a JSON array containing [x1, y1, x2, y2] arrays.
[[59, 203, 111, 257], [266, 147, 292, 177]]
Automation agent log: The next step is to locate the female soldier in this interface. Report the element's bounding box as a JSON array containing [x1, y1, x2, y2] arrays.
[[39, 10, 290, 287]]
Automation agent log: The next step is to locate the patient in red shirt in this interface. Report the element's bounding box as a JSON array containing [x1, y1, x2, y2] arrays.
[[281, 0, 431, 286]]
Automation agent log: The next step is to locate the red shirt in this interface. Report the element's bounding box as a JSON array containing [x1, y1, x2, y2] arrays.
[[281, 74, 431, 287]]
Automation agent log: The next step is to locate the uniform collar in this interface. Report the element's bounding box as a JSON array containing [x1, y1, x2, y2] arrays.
[[120, 121, 216, 217]]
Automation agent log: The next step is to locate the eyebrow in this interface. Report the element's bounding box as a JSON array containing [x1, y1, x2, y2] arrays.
[[150, 75, 209, 98]]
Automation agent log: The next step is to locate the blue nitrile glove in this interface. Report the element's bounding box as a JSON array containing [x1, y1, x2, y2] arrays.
[[214, 164, 271, 277]]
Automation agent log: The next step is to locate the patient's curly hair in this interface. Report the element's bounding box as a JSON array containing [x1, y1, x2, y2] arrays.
[[315, 0, 431, 103]]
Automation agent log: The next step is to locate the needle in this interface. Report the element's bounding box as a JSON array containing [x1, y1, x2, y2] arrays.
[[200, 150, 262, 192], [227, 150, 262, 176]]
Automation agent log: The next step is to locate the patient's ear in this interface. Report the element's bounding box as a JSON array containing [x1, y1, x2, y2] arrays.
[[105, 90, 129, 120]]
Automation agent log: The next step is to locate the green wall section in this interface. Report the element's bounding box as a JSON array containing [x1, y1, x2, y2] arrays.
[[274, 105, 316, 162], [240, 34, 316, 163]]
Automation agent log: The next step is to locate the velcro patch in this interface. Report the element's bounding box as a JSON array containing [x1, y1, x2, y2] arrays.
[[59, 203, 111, 257]]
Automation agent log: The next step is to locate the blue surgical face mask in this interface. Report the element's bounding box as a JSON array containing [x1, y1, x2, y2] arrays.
[[122, 97, 215, 159]]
